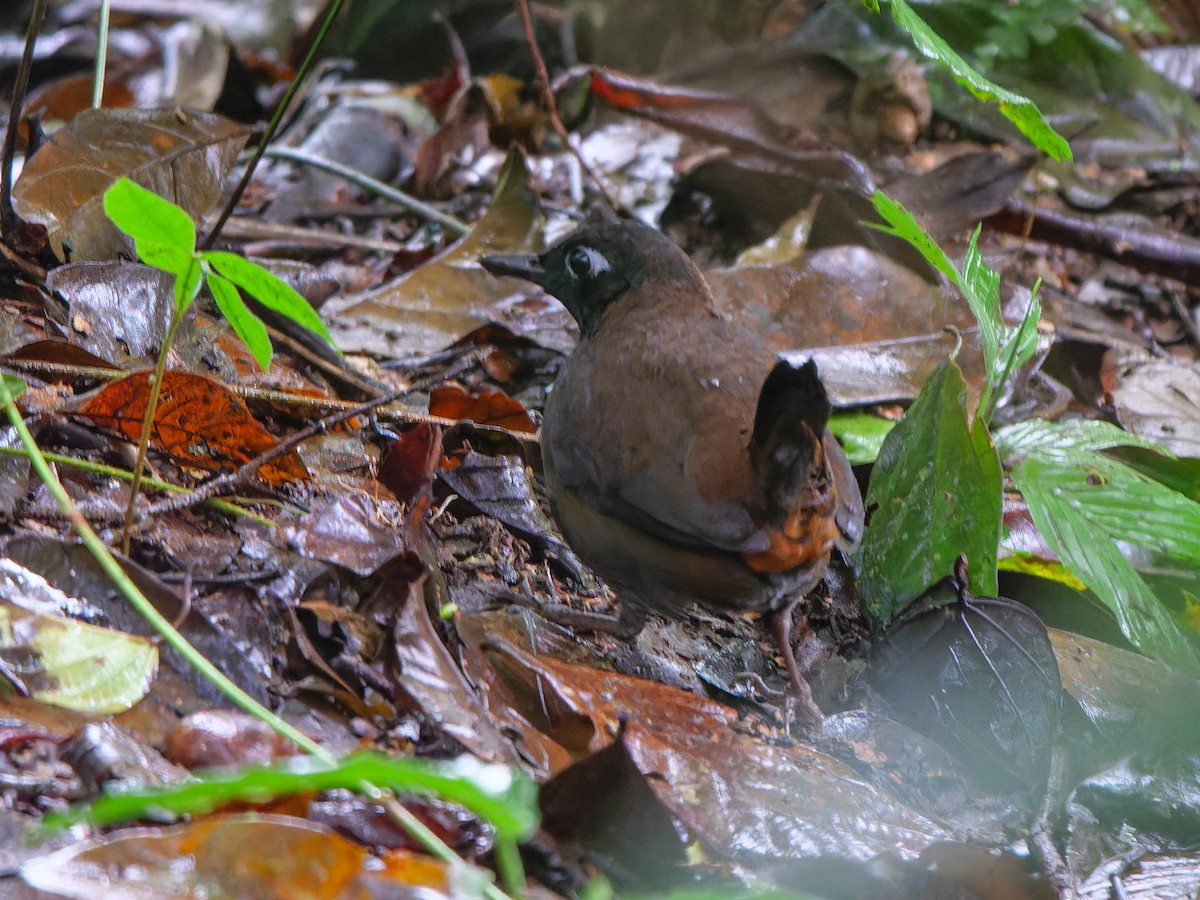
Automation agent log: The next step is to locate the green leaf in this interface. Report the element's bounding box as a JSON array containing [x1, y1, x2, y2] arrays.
[[0, 603, 158, 714], [206, 272, 272, 371], [1011, 455, 1198, 670], [882, 0, 1072, 160], [175, 257, 203, 313], [201, 251, 334, 347], [102, 178, 196, 277], [996, 418, 1166, 459], [870, 193, 1041, 421], [856, 359, 1002, 627], [45, 752, 539, 841], [1, 374, 27, 401], [1000, 418, 1200, 667], [828, 410, 896, 464], [870, 197, 999, 381]]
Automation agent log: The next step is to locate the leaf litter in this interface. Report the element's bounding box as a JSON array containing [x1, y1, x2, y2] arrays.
[[0, 1, 1199, 896]]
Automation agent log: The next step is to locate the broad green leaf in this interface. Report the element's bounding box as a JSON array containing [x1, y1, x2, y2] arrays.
[[1, 374, 27, 401], [1111, 447, 1200, 501], [882, 0, 1071, 160], [45, 752, 539, 841], [856, 359, 1002, 627], [1011, 456, 1198, 670], [996, 418, 1166, 459], [102, 178, 196, 277], [207, 272, 272, 371], [0, 603, 157, 714], [828, 410, 896, 464], [1003, 433, 1200, 565], [202, 251, 334, 347]]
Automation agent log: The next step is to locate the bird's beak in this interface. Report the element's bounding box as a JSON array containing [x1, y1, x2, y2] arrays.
[[480, 253, 547, 287]]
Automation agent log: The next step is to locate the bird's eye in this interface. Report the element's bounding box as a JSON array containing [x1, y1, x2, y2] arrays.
[[565, 246, 609, 281]]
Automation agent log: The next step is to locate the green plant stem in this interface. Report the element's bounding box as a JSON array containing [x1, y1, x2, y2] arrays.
[[119, 311, 183, 554], [0, 446, 270, 525], [494, 837, 526, 898], [92, 0, 111, 108], [0, 376, 326, 758], [261, 146, 469, 235], [2, 385, 515, 895], [202, 0, 349, 249]]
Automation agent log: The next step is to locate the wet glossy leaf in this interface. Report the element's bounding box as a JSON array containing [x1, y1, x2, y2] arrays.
[[0, 602, 157, 714], [488, 639, 948, 866], [12, 107, 246, 261], [871, 581, 1061, 797], [45, 262, 174, 366], [880, 0, 1071, 160], [22, 814, 470, 898], [857, 359, 1002, 627], [1009, 455, 1198, 670], [273, 483, 407, 575]]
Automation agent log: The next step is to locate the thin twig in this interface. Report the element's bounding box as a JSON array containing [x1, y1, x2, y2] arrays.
[[143, 386, 405, 517], [1, 0, 46, 236], [262, 146, 469, 235], [201, 0, 350, 249], [513, 0, 617, 209], [0, 444, 271, 525], [92, 0, 112, 108]]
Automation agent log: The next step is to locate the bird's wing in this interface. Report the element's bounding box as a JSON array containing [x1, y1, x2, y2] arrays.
[[544, 328, 771, 555]]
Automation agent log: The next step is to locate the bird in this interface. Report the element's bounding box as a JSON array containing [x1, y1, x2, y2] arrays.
[[481, 205, 864, 723]]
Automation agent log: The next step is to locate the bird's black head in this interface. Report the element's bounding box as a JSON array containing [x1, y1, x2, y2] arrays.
[[481, 206, 695, 338]]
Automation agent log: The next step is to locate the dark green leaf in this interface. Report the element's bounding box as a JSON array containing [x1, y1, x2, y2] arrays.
[[206, 272, 272, 371], [856, 359, 1002, 627], [883, 0, 1072, 160]]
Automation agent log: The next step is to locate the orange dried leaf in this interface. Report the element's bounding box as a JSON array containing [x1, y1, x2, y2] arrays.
[[429, 384, 536, 434], [77, 371, 308, 485]]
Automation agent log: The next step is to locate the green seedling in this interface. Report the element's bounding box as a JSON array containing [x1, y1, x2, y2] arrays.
[[103, 176, 334, 372]]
